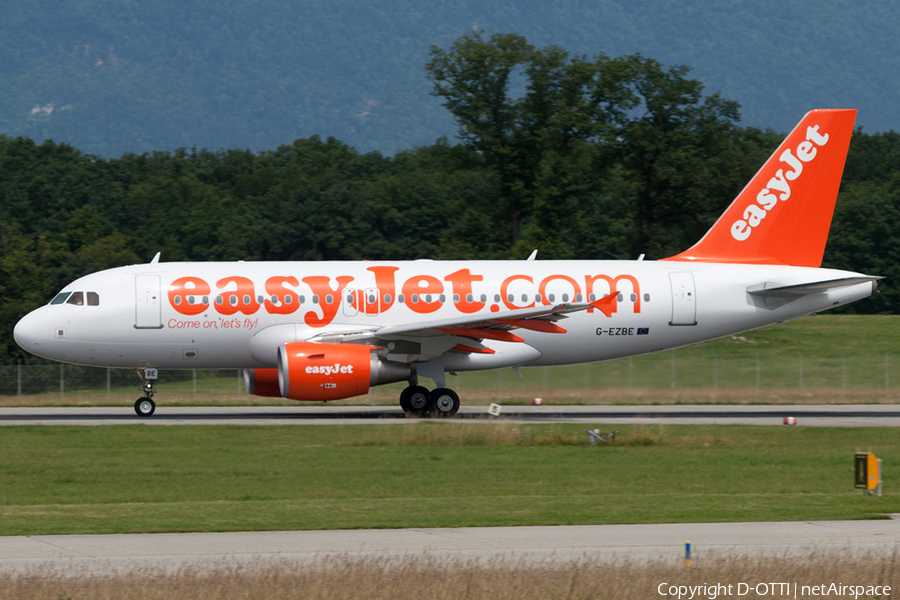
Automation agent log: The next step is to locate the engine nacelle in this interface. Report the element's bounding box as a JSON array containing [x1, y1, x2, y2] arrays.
[[276, 341, 410, 401], [243, 368, 281, 397]]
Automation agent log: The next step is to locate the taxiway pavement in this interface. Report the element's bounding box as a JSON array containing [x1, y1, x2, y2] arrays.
[[0, 404, 899, 426], [1, 519, 898, 574]]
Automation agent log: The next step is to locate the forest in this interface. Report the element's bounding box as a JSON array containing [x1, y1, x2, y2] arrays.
[[2, 33, 899, 364]]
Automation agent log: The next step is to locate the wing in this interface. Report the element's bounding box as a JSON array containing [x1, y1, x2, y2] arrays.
[[306, 292, 617, 360]]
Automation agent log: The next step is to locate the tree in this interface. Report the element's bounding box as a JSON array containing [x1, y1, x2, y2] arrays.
[[426, 32, 636, 249], [426, 34, 755, 259], [825, 173, 900, 313], [615, 57, 749, 258]]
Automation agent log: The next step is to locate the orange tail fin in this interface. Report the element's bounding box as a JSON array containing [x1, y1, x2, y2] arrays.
[[663, 109, 857, 267]]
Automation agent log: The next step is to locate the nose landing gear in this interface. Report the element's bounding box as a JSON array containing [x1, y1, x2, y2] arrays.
[[134, 367, 158, 417]]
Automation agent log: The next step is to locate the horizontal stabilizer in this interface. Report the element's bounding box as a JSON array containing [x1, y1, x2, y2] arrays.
[[747, 277, 880, 299]]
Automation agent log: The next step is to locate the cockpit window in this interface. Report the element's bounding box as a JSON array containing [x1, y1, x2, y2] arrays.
[[51, 290, 99, 306], [66, 292, 84, 306], [50, 292, 72, 305]]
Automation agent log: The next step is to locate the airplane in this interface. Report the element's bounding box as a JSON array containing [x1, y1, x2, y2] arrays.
[[13, 109, 878, 417]]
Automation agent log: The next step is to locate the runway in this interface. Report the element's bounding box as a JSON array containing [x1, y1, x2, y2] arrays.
[[1, 519, 899, 574], [1, 404, 899, 426]]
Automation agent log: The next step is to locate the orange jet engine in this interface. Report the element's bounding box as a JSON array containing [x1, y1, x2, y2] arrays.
[[276, 341, 409, 401]]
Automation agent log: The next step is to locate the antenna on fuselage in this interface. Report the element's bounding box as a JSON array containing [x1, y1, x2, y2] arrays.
[[150, 252, 161, 264], [526, 249, 538, 261]]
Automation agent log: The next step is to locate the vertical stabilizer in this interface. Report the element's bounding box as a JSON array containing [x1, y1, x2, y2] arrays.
[[663, 109, 857, 267]]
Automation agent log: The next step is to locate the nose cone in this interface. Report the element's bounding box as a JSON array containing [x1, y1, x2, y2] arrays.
[[14, 309, 45, 355]]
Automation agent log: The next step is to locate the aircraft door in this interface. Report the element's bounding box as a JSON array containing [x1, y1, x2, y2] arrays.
[[668, 272, 697, 326], [343, 289, 359, 317], [135, 275, 163, 329], [364, 288, 379, 315]]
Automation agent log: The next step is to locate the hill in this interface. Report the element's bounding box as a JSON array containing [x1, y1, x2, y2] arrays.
[[2, 0, 899, 157]]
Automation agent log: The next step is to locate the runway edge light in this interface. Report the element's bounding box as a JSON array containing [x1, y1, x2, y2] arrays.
[[854, 448, 883, 497]]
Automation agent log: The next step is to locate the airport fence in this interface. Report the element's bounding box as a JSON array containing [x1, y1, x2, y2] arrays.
[[2, 352, 899, 399], [0, 365, 241, 398]]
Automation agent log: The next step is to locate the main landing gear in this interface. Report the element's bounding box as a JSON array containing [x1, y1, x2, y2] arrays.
[[399, 377, 460, 418], [134, 367, 158, 417]]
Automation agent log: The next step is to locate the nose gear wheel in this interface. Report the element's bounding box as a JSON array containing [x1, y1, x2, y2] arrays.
[[134, 398, 156, 417]]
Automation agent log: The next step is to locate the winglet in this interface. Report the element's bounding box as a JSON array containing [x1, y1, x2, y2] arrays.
[[663, 109, 857, 267]]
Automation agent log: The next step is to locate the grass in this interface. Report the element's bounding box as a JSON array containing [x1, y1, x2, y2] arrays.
[[0, 423, 897, 536], [3, 315, 900, 406], [2, 552, 899, 599]]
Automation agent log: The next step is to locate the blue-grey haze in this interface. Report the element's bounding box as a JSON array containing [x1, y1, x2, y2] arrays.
[[2, 0, 896, 157]]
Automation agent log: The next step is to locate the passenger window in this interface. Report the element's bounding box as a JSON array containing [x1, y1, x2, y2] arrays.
[[312, 295, 319, 304], [66, 292, 84, 306], [398, 294, 405, 303], [50, 292, 72, 305], [644, 293, 650, 302], [326, 295, 333, 304], [384, 294, 392, 304]]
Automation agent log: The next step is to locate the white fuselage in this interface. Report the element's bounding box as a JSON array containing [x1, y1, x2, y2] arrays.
[[13, 260, 875, 373]]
